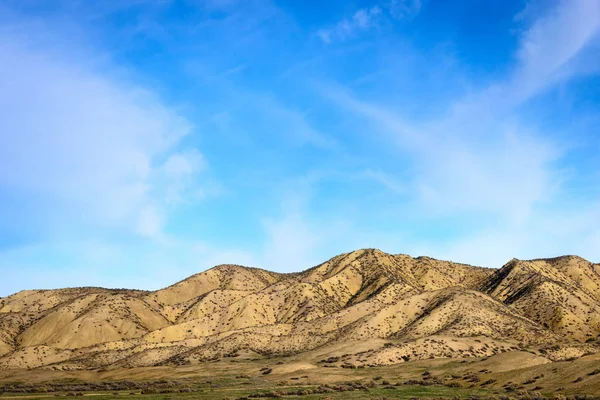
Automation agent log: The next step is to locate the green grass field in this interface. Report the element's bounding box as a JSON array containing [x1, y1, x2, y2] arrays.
[[0, 386, 492, 400], [0, 378, 496, 400]]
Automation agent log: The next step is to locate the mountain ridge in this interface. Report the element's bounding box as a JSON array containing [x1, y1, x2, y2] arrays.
[[1, 248, 598, 371], [8, 249, 594, 297]]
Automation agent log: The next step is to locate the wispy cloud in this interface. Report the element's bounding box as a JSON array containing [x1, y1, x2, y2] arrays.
[[252, 95, 339, 150], [435, 199, 600, 268], [388, 0, 423, 20], [261, 207, 322, 271], [450, 0, 600, 121], [363, 169, 406, 194], [258, 184, 357, 272], [317, 6, 382, 44], [317, 0, 424, 44], [318, 0, 600, 266], [0, 21, 207, 241], [221, 63, 248, 76]]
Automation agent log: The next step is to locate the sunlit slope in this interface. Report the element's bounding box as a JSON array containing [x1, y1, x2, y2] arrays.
[[0, 249, 597, 370]]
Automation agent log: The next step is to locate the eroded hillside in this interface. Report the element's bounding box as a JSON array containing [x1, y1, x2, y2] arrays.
[[0, 249, 598, 371]]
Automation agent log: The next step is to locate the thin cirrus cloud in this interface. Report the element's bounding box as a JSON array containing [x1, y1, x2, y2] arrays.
[[317, 6, 382, 44], [320, 0, 599, 219], [316, 0, 423, 43], [449, 0, 600, 120], [317, 0, 600, 267]]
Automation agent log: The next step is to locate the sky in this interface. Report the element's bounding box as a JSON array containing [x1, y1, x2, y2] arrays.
[[0, 0, 599, 296]]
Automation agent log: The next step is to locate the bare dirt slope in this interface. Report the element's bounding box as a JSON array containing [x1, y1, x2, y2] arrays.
[[483, 256, 600, 342], [0, 249, 598, 375]]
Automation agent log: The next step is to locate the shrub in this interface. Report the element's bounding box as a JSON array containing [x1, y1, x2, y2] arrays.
[[588, 369, 600, 376]]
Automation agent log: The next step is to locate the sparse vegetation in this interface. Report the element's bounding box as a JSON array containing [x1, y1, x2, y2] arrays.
[[0, 249, 599, 396]]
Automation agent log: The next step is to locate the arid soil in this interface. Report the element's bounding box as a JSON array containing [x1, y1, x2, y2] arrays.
[[1, 249, 599, 395]]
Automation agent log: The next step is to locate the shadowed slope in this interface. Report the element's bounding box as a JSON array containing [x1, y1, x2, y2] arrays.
[[484, 256, 600, 342]]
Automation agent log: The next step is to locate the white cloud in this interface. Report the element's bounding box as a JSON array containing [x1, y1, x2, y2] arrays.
[[321, 0, 599, 222], [254, 181, 411, 272], [416, 125, 560, 225], [261, 211, 321, 272], [318, 0, 600, 265], [136, 206, 164, 237], [317, 5, 382, 44], [317, 0, 425, 44], [451, 0, 600, 120], [418, 0, 599, 223], [162, 151, 204, 179], [437, 201, 600, 268], [160, 149, 206, 205], [373, 116, 560, 226], [0, 22, 205, 240], [515, 0, 600, 89]]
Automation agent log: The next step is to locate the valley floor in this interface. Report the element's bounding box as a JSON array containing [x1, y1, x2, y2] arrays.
[[1, 350, 600, 399]]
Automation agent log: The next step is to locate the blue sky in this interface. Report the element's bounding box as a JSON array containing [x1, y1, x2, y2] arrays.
[[1, 0, 599, 296]]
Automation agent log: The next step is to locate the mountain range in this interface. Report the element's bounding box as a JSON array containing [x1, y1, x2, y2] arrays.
[[1, 249, 599, 372]]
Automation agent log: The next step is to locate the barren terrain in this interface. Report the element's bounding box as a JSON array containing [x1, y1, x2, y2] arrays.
[[1, 249, 599, 397]]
